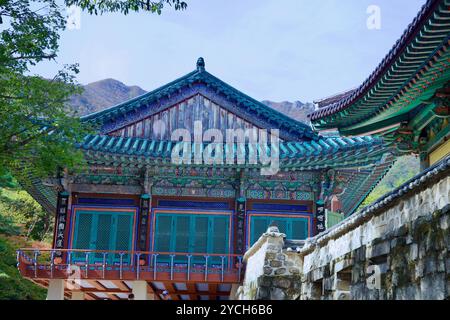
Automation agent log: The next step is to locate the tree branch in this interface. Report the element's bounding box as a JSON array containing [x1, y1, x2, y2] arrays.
[[11, 53, 57, 61]]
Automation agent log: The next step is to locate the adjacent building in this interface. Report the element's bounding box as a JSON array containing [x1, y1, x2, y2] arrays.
[[16, 0, 450, 300], [17, 57, 392, 300]]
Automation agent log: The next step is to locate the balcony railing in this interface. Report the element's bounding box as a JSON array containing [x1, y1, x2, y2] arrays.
[[17, 249, 244, 284]]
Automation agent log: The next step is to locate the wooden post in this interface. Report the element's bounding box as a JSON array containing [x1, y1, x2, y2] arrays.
[[47, 279, 65, 300], [235, 197, 246, 254], [132, 280, 149, 300], [139, 194, 151, 253], [71, 292, 85, 300]]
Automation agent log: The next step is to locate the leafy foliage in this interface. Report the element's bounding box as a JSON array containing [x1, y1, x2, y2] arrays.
[[0, 236, 47, 300], [65, 0, 187, 15], [0, 0, 92, 181], [361, 155, 420, 208], [0, 185, 49, 300], [0, 189, 53, 241]]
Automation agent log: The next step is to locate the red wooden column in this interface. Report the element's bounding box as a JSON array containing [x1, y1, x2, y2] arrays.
[[235, 197, 246, 255], [53, 191, 69, 260]]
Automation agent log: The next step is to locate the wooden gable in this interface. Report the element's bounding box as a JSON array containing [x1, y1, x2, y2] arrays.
[[108, 94, 263, 141]]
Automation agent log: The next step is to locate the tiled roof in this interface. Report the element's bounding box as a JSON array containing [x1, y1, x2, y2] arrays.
[[82, 58, 317, 141], [309, 0, 450, 130], [313, 89, 356, 109], [79, 134, 387, 170]]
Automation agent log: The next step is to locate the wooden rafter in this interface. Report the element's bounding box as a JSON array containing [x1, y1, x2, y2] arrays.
[[164, 283, 180, 300]]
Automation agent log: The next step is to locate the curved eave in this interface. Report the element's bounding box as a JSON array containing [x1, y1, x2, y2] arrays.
[[309, 0, 450, 132]]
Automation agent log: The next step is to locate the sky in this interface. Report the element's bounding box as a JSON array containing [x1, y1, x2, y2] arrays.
[[32, 0, 427, 103]]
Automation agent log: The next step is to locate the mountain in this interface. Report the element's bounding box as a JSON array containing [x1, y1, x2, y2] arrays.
[[69, 79, 146, 116], [261, 100, 314, 124], [69, 79, 315, 124]]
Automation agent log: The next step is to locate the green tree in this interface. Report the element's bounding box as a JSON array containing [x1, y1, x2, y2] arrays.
[[0, 0, 89, 182], [65, 0, 187, 15], [0, 0, 187, 184]]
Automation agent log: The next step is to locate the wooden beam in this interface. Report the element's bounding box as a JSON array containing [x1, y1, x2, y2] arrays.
[[90, 280, 108, 291], [84, 293, 98, 300], [107, 293, 120, 300], [85, 292, 97, 300], [111, 280, 130, 291], [164, 283, 180, 300], [72, 288, 129, 293], [209, 284, 218, 301], [70, 183, 142, 195], [153, 289, 229, 297], [186, 283, 197, 300], [147, 282, 161, 300]]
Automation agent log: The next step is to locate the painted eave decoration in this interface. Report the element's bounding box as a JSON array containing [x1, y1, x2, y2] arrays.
[[309, 0, 450, 135]]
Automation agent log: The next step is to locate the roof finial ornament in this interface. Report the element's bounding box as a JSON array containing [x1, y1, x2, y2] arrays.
[[196, 57, 205, 71]]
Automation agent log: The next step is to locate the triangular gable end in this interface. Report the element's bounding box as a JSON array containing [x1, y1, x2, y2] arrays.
[[81, 58, 317, 142]]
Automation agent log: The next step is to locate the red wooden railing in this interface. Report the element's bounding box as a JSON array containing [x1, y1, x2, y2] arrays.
[[16, 248, 244, 284]]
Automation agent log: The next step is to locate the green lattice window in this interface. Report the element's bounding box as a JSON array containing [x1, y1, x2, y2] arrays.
[[153, 213, 229, 264], [72, 209, 134, 264], [249, 216, 308, 246]]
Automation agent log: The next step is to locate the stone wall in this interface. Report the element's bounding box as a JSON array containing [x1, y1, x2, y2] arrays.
[[237, 169, 450, 300]]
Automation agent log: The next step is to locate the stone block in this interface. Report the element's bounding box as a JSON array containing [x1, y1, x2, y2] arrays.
[[390, 237, 406, 249], [406, 234, 413, 245], [424, 256, 437, 275], [395, 284, 420, 300], [437, 251, 446, 272], [394, 225, 408, 237], [369, 241, 390, 258], [265, 252, 276, 260], [289, 267, 300, 275], [322, 277, 334, 291], [310, 267, 325, 282], [351, 264, 364, 284], [263, 266, 272, 275], [409, 244, 418, 261], [269, 260, 283, 268], [420, 273, 446, 300], [334, 278, 350, 291], [256, 287, 269, 300], [350, 283, 365, 300], [274, 268, 287, 276], [334, 259, 353, 273], [285, 260, 294, 267], [257, 276, 272, 287], [333, 290, 351, 300], [273, 278, 291, 289], [270, 288, 287, 300], [415, 260, 425, 279], [276, 254, 286, 261], [266, 244, 282, 253], [440, 214, 449, 230], [354, 246, 366, 262], [418, 243, 427, 259]]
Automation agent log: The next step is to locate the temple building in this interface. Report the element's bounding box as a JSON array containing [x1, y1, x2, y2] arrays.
[[16, 0, 449, 300], [17, 57, 392, 300], [309, 0, 450, 169], [235, 0, 450, 301]]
